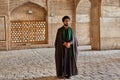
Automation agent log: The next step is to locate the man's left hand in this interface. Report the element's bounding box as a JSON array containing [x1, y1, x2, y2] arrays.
[[66, 42, 71, 48]]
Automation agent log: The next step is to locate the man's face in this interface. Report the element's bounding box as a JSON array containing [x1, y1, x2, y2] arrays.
[[63, 19, 70, 26]]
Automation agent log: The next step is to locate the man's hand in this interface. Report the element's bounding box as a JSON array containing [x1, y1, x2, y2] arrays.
[[63, 42, 67, 46], [63, 42, 71, 48], [66, 42, 71, 48]]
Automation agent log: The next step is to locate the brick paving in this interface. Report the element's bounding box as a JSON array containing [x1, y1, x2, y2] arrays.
[[0, 46, 120, 80]]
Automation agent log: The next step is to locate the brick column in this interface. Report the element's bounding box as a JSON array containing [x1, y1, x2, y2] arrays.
[[90, 0, 101, 50]]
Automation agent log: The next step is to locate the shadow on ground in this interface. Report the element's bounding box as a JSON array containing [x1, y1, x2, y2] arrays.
[[23, 76, 63, 80]]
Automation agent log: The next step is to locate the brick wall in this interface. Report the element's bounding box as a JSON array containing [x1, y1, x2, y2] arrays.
[[0, 0, 8, 50], [100, 0, 120, 49], [0, 41, 6, 50], [0, 0, 119, 50]]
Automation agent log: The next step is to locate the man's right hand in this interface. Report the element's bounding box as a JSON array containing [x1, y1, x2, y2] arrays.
[[63, 42, 67, 46]]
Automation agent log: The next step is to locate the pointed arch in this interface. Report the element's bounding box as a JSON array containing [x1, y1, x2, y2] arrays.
[[10, 2, 47, 21], [10, 1, 47, 13]]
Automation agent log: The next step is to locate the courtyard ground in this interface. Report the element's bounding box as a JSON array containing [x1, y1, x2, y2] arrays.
[[0, 46, 120, 80]]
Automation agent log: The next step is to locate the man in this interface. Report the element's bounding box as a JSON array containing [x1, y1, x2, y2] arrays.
[[55, 16, 78, 79]]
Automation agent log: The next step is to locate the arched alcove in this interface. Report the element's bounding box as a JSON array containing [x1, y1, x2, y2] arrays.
[[76, 0, 91, 46], [10, 2, 48, 50]]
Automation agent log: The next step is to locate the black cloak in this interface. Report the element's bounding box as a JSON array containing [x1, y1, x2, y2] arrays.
[[54, 26, 79, 77]]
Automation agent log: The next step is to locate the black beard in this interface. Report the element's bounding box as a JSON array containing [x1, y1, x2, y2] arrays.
[[64, 24, 68, 26]]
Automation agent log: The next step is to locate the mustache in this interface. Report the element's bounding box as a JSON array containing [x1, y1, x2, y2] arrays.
[[64, 24, 68, 26]]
